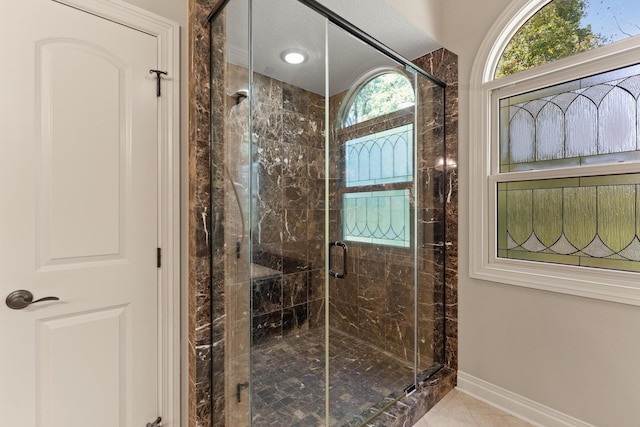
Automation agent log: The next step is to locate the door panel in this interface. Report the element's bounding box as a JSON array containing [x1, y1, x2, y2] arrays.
[[0, 1, 159, 426], [39, 40, 125, 264], [38, 306, 130, 427]]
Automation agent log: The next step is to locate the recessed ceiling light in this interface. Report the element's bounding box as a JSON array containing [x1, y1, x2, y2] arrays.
[[281, 50, 306, 65]]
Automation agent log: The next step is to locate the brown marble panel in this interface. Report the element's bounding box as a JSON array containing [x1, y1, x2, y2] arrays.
[[282, 272, 309, 307], [252, 276, 283, 316], [386, 280, 414, 322], [308, 298, 325, 330], [384, 317, 415, 361], [329, 301, 358, 336], [283, 82, 324, 118], [308, 269, 325, 301], [358, 307, 386, 350], [358, 275, 385, 313], [252, 311, 283, 346], [282, 303, 310, 337]]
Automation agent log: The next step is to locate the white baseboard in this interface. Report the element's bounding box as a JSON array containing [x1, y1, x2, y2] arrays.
[[456, 371, 594, 427]]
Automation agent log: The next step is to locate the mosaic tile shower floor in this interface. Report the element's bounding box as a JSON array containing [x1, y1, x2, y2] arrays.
[[251, 327, 427, 427]]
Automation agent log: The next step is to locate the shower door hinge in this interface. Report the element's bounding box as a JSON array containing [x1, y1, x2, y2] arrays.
[[404, 64, 417, 75], [157, 248, 162, 268], [146, 416, 162, 427], [404, 383, 416, 396]]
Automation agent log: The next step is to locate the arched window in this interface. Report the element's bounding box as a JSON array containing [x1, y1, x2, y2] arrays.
[[338, 71, 415, 247], [470, 0, 640, 305], [496, 0, 640, 78], [342, 72, 414, 127]]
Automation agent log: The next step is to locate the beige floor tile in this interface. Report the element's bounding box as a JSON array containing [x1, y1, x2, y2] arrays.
[[416, 389, 534, 427]]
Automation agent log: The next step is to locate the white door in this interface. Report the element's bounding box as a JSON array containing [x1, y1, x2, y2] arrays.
[[0, 0, 160, 426]]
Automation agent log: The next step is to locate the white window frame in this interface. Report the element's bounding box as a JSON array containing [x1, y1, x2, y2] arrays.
[[469, 0, 640, 306]]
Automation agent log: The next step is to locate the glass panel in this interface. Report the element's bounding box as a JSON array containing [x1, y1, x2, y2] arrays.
[[500, 63, 640, 172], [328, 23, 417, 426], [497, 174, 640, 270], [414, 70, 447, 381], [210, 2, 251, 426], [495, 0, 640, 78], [250, 0, 327, 425]]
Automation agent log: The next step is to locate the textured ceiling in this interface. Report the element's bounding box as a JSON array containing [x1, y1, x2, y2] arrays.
[[224, 0, 441, 95]]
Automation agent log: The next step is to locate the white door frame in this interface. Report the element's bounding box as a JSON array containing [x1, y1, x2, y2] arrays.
[[52, 0, 181, 424]]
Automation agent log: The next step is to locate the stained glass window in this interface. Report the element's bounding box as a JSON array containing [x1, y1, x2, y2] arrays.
[[343, 190, 410, 247], [500, 63, 640, 172], [345, 124, 413, 187], [497, 174, 640, 272], [340, 71, 414, 248], [498, 63, 640, 272]]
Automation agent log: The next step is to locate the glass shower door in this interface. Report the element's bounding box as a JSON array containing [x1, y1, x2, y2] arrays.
[[326, 23, 419, 424]]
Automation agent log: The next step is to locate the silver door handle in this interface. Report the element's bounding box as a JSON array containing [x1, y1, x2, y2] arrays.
[[329, 241, 348, 279], [5, 290, 60, 310]]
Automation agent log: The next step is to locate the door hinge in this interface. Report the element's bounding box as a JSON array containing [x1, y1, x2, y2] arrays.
[[157, 248, 161, 268], [147, 416, 162, 427]]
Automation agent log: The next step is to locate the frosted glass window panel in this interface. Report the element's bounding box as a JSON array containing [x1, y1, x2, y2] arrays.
[[565, 95, 597, 158], [536, 103, 564, 161], [497, 174, 640, 271], [563, 187, 596, 250], [345, 124, 413, 187], [532, 188, 562, 247], [499, 64, 640, 172], [618, 75, 640, 98], [509, 108, 535, 164], [597, 185, 636, 252], [598, 87, 636, 154], [343, 190, 410, 247]]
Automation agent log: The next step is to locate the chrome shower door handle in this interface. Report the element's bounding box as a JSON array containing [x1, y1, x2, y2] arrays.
[[329, 241, 348, 279], [5, 289, 60, 310]]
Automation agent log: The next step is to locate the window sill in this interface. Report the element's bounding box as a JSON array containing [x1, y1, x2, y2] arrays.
[[470, 257, 640, 306]]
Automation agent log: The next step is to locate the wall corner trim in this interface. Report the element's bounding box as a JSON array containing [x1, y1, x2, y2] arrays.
[[456, 371, 595, 427]]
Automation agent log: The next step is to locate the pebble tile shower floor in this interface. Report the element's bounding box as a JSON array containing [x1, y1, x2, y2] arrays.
[[251, 327, 421, 426]]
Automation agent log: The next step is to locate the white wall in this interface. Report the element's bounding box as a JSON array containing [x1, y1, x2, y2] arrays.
[[434, 1, 640, 425]]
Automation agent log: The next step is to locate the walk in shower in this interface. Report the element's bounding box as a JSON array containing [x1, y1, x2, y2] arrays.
[[209, 0, 447, 425]]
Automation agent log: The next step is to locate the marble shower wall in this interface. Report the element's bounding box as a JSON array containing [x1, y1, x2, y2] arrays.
[[188, 0, 221, 425], [244, 66, 326, 344], [413, 49, 459, 373]]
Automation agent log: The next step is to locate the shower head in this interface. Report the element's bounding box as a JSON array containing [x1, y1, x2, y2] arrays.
[[230, 89, 248, 105]]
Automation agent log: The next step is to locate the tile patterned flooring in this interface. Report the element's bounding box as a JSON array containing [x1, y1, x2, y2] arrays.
[[414, 389, 534, 427], [251, 327, 425, 426]]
